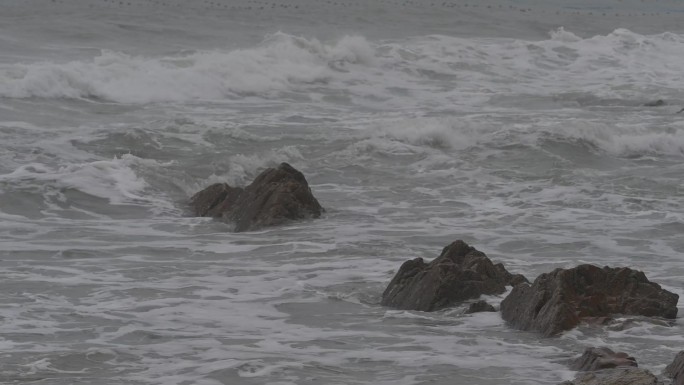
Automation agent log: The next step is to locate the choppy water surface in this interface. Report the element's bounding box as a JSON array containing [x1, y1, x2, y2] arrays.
[[2, 1, 684, 384]]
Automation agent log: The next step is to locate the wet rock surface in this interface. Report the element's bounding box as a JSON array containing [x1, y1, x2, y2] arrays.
[[665, 351, 684, 385], [190, 183, 244, 218], [381, 240, 526, 311], [500, 264, 678, 336], [569, 347, 637, 372], [190, 163, 323, 232]]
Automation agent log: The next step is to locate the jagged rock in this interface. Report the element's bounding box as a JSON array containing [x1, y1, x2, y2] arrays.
[[465, 300, 496, 314], [569, 347, 637, 371], [500, 264, 678, 336], [190, 183, 244, 217], [665, 351, 684, 385], [559, 368, 661, 385], [190, 163, 323, 232], [380, 240, 527, 311]]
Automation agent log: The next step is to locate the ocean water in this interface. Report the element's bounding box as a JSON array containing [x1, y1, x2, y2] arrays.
[[2, 0, 684, 384]]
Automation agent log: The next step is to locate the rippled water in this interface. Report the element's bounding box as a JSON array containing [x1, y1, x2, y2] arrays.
[[2, 1, 684, 384]]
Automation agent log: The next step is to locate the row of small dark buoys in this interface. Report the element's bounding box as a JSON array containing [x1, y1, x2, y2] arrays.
[[100, 0, 135, 5], [37, 0, 684, 17], [43, 0, 309, 11], [308, 0, 680, 18], [190, 0, 309, 11]]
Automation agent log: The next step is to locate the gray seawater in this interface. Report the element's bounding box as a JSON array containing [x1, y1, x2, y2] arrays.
[[2, 0, 684, 384]]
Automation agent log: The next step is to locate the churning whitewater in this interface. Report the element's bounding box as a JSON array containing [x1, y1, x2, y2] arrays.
[[2, 0, 684, 384]]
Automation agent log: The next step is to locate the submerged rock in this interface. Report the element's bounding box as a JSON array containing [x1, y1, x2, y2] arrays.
[[665, 351, 684, 385], [643, 99, 666, 107], [569, 347, 637, 372], [380, 240, 526, 311], [560, 368, 661, 385], [190, 163, 323, 232], [500, 264, 678, 336], [465, 300, 496, 314]]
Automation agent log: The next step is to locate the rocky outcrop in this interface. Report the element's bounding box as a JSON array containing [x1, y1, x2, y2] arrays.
[[569, 347, 637, 372], [465, 300, 496, 314], [561, 347, 660, 385], [190, 163, 323, 232], [560, 368, 661, 385], [665, 351, 684, 385], [500, 264, 678, 336], [380, 240, 526, 311]]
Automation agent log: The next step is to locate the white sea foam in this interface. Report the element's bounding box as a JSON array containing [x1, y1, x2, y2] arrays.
[[4, 4, 684, 385], [529, 119, 684, 157], [0, 33, 376, 103], [196, 145, 304, 188], [372, 117, 483, 151], [3, 28, 684, 108], [549, 27, 583, 43], [352, 112, 684, 160], [0, 154, 169, 205], [380, 28, 684, 106]]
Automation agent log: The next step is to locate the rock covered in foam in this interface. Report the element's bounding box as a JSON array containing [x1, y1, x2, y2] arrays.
[[500, 264, 678, 336], [380, 240, 527, 311], [190, 163, 323, 232]]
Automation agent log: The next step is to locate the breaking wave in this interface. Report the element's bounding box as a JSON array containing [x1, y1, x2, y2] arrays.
[[2, 28, 684, 106]]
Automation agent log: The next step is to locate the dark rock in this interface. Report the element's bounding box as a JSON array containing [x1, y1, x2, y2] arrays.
[[665, 351, 684, 385], [644, 99, 666, 107], [569, 347, 637, 371], [190, 163, 323, 232], [465, 300, 496, 314], [500, 264, 678, 336], [560, 368, 661, 385], [190, 183, 243, 217], [228, 163, 324, 232], [380, 240, 527, 311]]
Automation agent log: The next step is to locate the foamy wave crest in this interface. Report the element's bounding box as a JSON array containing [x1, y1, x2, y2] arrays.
[[548, 27, 583, 43], [333, 117, 488, 166], [539, 28, 684, 97], [377, 28, 684, 104], [201, 146, 304, 188], [560, 123, 684, 157], [0, 33, 375, 103], [0, 154, 168, 204]]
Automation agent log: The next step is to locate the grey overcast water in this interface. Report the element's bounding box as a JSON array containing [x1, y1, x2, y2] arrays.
[[2, 0, 684, 384]]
